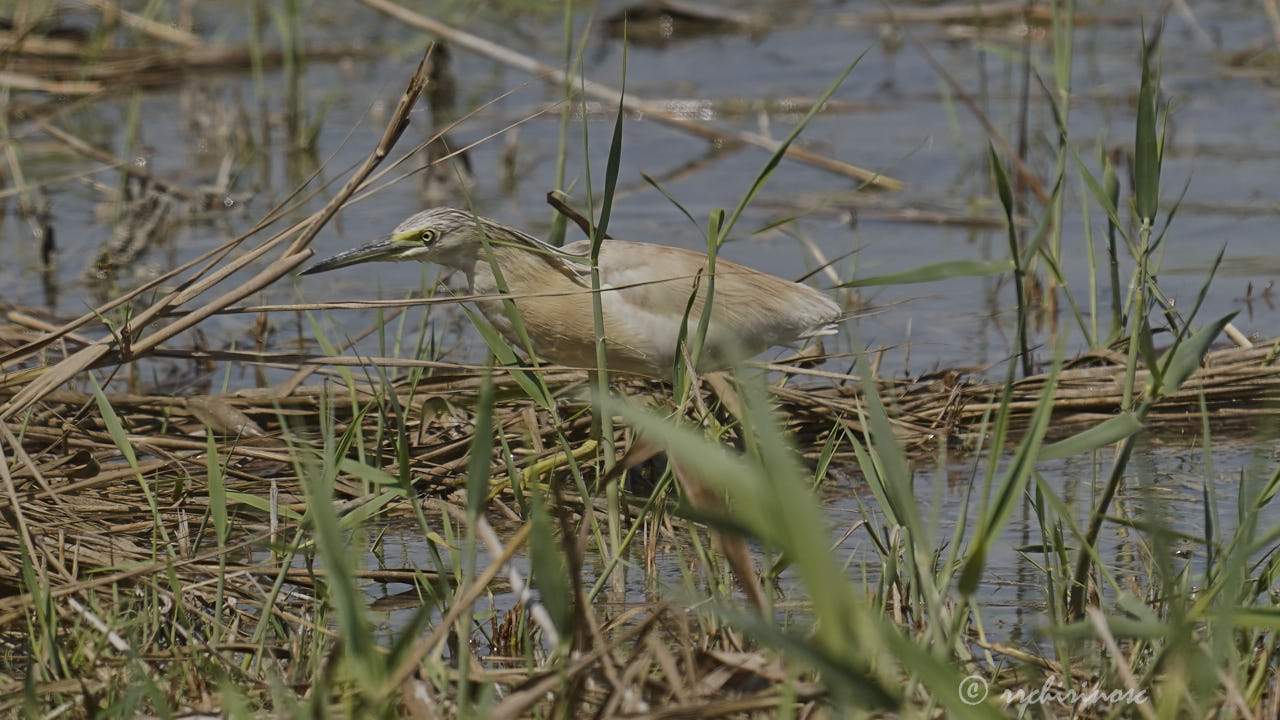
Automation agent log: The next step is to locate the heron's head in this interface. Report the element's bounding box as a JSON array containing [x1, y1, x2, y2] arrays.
[[300, 207, 504, 276]]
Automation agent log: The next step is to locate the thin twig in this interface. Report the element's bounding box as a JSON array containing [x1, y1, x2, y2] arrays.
[[74, 0, 204, 48], [903, 25, 1050, 204], [375, 522, 532, 702], [37, 120, 197, 201], [0, 46, 439, 420]]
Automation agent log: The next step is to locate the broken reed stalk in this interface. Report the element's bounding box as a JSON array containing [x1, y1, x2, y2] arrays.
[[0, 46, 437, 420], [1, 61, 543, 379], [73, 0, 205, 48], [0, 70, 103, 94], [0, 31, 374, 86], [903, 23, 1050, 205], [35, 120, 197, 201], [274, 304, 410, 397], [835, 1, 1127, 25]]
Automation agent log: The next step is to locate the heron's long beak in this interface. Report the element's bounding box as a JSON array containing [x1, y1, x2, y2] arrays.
[[299, 239, 403, 275]]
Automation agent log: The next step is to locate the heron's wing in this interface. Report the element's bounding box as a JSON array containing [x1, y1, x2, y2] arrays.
[[593, 240, 840, 366]]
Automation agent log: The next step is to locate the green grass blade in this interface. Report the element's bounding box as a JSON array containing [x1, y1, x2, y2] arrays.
[[226, 491, 304, 521], [90, 376, 172, 552], [529, 486, 572, 640], [1038, 412, 1144, 462], [716, 50, 869, 245], [960, 342, 1064, 595], [466, 369, 495, 517], [989, 143, 1032, 377], [460, 306, 551, 409], [837, 260, 1013, 288], [590, 40, 625, 257], [206, 432, 228, 545], [302, 448, 378, 690], [1154, 312, 1237, 399], [1134, 41, 1160, 223]]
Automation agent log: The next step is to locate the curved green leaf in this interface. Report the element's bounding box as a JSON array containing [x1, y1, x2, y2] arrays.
[[1156, 312, 1237, 398], [837, 260, 1014, 289], [1039, 412, 1144, 461]]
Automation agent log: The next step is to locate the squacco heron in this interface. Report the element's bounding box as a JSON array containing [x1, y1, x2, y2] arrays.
[[301, 207, 841, 378]]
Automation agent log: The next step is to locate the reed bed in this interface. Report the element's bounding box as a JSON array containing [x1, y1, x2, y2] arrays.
[[5, 311, 1277, 526], [1, 309, 1278, 714]]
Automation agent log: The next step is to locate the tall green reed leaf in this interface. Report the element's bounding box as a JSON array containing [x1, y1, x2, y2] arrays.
[[90, 376, 173, 553], [529, 485, 572, 641], [959, 340, 1063, 595], [1153, 312, 1237, 399], [300, 431, 380, 692], [685, 209, 724, 380], [715, 51, 868, 246], [989, 143, 1032, 377], [548, 0, 576, 247], [837, 259, 1013, 288], [1103, 155, 1123, 333], [467, 368, 495, 516], [600, 390, 897, 708], [587, 30, 627, 554], [1038, 412, 1143, 462], [1134, 42, 1161, 225], [459, 306, 550, 409]]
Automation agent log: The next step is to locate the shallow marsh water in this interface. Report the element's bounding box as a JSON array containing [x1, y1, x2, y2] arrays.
[[6, 0, 1280, 644]]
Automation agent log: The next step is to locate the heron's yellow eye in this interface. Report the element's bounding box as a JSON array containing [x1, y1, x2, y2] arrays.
[[420, 229, 436, 245]]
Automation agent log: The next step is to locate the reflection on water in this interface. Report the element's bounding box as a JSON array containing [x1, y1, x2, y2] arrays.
[[358, 433, 1266, 651]]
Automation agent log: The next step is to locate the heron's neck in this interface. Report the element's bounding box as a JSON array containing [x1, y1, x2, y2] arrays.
[[459, 242, 547, 295]]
